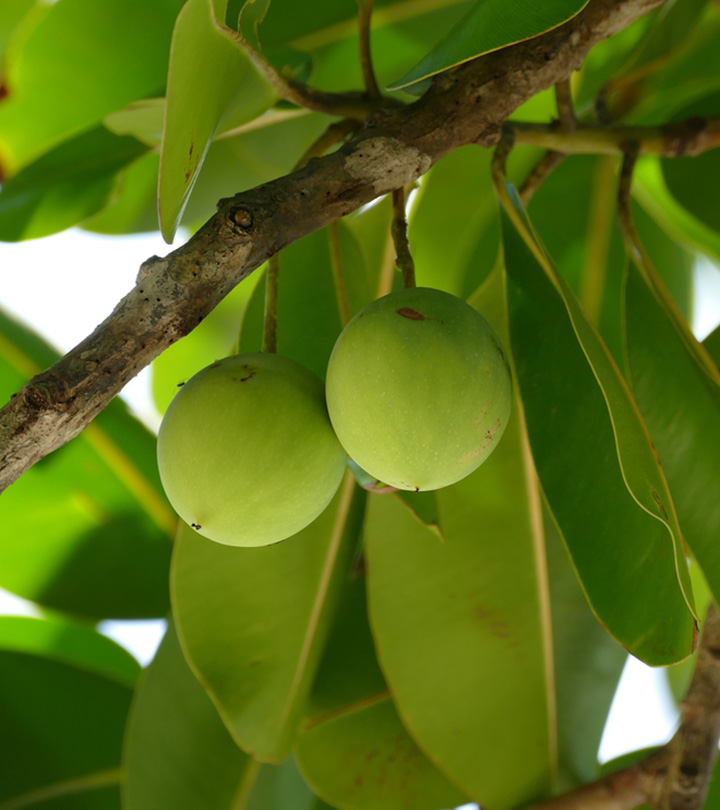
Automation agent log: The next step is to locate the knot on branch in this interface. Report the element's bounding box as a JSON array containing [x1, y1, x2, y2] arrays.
[[228, 205, 254, 233]]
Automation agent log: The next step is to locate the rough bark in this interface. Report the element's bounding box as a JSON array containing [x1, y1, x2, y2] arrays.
[[0, 0, 663, 491]]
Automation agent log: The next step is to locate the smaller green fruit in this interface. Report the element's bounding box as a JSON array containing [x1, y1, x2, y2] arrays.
[[325, 287, 512, 491], [157, 353, 347, 546]]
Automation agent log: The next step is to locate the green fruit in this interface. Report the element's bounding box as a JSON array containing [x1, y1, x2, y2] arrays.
[[157, 353, 347, 546], [325, 287, 512, 491]]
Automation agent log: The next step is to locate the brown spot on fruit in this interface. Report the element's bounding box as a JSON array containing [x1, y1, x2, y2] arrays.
[[397, 307, 425, 320]]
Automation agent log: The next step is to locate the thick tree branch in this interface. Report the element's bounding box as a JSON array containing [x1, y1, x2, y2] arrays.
[[0, 0, 664, 491]]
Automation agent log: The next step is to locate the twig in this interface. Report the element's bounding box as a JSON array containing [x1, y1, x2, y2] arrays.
[[391, 186, 415, 288], [228, 29, 397, 120], [357, 0, 381, 99], [0, 0, 668, 491], [519, 150, 566, 204], [511, 117, 720, 157], [555, 79, 578, 129]]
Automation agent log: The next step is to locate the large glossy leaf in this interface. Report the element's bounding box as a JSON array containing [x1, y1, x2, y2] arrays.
[[0, 0, 35, 57], [83, 153, 163, 237], [296, 575, 468, 810], [526, 155, 693, 364], [500, 182, 697, 665], [634, 156, 720, 264], [0, 617, 134, 809], [0, 0, 185, 175], [390, 0, 589, 90], [125, 621, 335, 809], [0, 308, 174, 619], [124, 622, 251, 809], [624, 6, 720, 124], [171, 473, 364, 762], [363, 272, 546, 807], [159, 0, 277, 241], [177, 111, 331, 230], [0, 126, 148, 242], [624, 261, 720, 605], [660, 92, 720, 236], [610, 0, 710, 87]]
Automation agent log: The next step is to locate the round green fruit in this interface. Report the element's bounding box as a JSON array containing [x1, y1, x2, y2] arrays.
[[157, 353, 347, 546], [325, 287, 512, 491]]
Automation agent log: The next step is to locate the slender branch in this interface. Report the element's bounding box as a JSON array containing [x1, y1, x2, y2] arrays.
[[227, 29, 397, 120], [0, 0, 668, 491], [391, 186, 416, 288], [512, 117, 720, 157], [358, 0, 381, 99], [519, 150, 566, 204], [555, 79, 578, 129]]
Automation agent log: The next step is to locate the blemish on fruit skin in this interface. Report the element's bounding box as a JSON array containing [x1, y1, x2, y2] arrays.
[[397, 307, 425, 320], [396, 308, 445, 324], [191, 523, 202, 530]]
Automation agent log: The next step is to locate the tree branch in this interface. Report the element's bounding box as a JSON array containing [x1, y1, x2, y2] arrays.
[[0, 0, 665, 492], [512, 117, 720, 157]]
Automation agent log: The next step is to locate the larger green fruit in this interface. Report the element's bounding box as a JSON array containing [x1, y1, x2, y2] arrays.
[[326, 287, 512, 491], [157, 353, 347, 546]]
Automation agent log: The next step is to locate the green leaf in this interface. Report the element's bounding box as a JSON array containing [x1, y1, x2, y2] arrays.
[[544, 509, 627, 788], [611, 0, 710, 85], [500, 183, 697, 666], [83, 152, 163, 236], [0, 126, 148, 242], [634, 156, 720, 264], [0, 615, 140, 688], [296, 575, 468, 810], [0, 621, 134, 809], [408, 145, 498, 297], [624, 261, 720, 607], [364, 267, 626, 806], [104, 99, 165, 148], [171, 473, 364, 762], [124, 622, 253, 810], [173, 111, 330, 230], [0, 0, 185, 175], [159, 0, 277, 241], [525, 155, 693, 365], [239, 227, 362, 380], [0, 0, 35, 57], [390, 0, 589, 90], [0, 308, 174, 619]]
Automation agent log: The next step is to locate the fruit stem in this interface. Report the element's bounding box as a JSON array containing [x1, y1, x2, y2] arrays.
[[262, 254, 279, 353], [358, 0, 381, 99], [328, 222, 351, 326], [392, 185, 416, 289]]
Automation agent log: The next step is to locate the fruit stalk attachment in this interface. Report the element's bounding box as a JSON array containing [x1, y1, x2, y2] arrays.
[[391, 185, 416, 289], [262, 254, 279, 354]]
